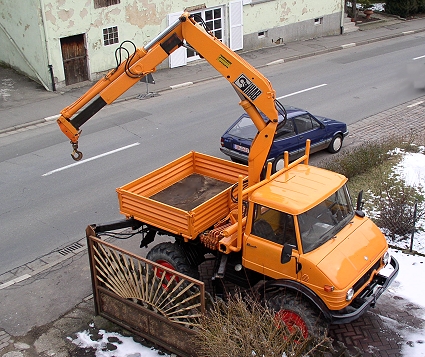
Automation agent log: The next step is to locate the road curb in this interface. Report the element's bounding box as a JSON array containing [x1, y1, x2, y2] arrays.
[[0, 114, 59, 135]]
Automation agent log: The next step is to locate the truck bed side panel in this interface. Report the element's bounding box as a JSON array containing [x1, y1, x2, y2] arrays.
[[116, 152, 248, 239]]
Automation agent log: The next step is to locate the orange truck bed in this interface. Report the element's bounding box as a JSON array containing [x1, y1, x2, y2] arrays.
[[116, 151, 248, 240]]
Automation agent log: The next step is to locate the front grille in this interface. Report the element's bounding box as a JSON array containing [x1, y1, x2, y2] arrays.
[[353, 260, 381, 293]]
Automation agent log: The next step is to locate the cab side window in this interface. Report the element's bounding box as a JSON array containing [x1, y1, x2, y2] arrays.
[[294, 114, 315, 134], [252, 205, 297, 249]]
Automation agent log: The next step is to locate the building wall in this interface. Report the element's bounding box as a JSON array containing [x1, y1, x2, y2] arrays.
[[0, 0, 50, 89], [0, 0, 343, 90], [243, 1, 343, 50], [41, 0, 236, 88]]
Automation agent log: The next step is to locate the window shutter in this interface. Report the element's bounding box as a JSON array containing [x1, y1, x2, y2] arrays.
[[168, 12, 187, 68], [229, 0, 243, 51]]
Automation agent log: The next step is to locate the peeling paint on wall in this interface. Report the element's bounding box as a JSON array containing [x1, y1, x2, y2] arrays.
[[92, 39, 103, 51], [45, 6, 57, 25], [280, 2, 291, 23], [58, 9, 75, 21], [125, 0, 172, 27], [80, 8, 88, 19]]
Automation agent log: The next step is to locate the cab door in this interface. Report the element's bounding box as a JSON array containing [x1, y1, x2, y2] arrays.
[[243, 235, 300, 280], [242, 205, 300, 280]]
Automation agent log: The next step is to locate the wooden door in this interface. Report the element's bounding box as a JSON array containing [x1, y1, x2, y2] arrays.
[[60, 34, 88, 85]]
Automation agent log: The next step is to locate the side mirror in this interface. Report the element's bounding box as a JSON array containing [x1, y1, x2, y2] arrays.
[[281, 244, 293, 264], [355, 190, 365, 217]]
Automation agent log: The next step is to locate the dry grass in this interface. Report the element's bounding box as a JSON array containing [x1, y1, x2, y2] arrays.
[[192, 293, 327, 357]]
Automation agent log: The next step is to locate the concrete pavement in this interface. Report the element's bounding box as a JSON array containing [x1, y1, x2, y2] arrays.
[[1, 12, 425, 357]]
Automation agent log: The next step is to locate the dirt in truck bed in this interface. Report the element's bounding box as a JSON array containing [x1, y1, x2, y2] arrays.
[[151, 173, 232, 211]]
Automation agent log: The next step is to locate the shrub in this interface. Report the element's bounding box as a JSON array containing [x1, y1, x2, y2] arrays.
[[319, 135, 416, 179], [385, 0, 425, 17], [358, 0, 374, 9], [319, 135, 424, 247], [192, 293, 326, 357], [320, 141, 389, 179], [374, 171, 424, 243]]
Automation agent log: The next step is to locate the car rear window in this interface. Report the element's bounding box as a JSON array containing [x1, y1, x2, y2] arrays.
[[229, 113, 287, 139], [228, 116, 258, 139]]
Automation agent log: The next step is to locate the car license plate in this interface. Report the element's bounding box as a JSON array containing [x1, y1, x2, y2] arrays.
[[234, 144, 249, 153]]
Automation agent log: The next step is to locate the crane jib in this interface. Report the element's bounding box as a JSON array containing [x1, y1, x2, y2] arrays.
[[233, 74, 262, 101], [160, 33, 183, 55], [70, 97, 107, 130]]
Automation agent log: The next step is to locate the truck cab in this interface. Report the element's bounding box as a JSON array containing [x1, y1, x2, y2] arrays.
[[240, 162, 397, 324]]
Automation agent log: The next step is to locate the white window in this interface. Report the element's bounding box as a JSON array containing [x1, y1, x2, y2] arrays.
[[168, 2, 243, 68], [187, 7, 224, 62]]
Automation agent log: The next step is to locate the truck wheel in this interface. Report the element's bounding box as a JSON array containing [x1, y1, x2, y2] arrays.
[[266, 290, 328, 339], [146, 242, 200, 280], [327, 134, 343, 154]]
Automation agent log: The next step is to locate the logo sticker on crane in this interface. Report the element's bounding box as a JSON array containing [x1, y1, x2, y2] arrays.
[[234, 74, 262, 101]]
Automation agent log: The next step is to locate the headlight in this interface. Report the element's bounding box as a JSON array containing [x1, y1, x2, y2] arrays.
[[383, 251, 390, 266], [346, 288, 354, 301]]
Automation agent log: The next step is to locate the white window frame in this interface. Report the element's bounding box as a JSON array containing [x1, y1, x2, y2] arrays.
[[186, 6, 226, 63]]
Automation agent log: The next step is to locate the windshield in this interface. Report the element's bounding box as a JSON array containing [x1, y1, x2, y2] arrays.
[[297, 185, 354, 253]]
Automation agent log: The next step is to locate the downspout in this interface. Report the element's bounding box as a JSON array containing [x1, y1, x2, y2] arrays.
[[0, 22, 50, 90], [340, 0, 345, 34], [39, 0, 55, 91]]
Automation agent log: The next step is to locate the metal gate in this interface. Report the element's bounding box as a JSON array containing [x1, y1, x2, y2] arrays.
[[86, 226, 205, 357]]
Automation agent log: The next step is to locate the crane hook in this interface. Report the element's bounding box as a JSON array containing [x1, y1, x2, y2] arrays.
[[71, 141, 83, 161]]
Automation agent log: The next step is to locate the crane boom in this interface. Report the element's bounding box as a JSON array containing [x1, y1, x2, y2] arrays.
[[57, 12, 279, 185]]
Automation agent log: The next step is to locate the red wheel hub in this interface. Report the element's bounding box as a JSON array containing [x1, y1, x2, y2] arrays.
[[155, 260, 179, 283], [275, 310, 308, 338]]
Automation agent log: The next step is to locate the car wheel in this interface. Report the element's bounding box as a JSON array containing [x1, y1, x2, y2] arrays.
[[327, 134, 343, 154], [272, 156, 284, 173]]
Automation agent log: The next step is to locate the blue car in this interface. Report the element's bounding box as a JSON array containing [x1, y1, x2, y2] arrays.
[[220, 106, 348, 172]]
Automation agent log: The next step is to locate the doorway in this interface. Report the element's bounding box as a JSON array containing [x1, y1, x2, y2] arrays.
[[60, 34, 89, 85]]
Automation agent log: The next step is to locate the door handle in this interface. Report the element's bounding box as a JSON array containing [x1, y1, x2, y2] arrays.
[[247, 242, 257, 248]]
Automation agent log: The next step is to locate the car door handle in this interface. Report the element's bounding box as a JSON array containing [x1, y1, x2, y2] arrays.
[[247, 242, 257, 248]]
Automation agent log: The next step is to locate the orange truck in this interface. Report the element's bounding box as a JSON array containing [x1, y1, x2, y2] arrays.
[[57, 12, 398, 337]]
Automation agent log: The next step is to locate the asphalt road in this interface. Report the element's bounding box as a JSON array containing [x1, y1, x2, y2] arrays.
[[1, 31, 425, 277]]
